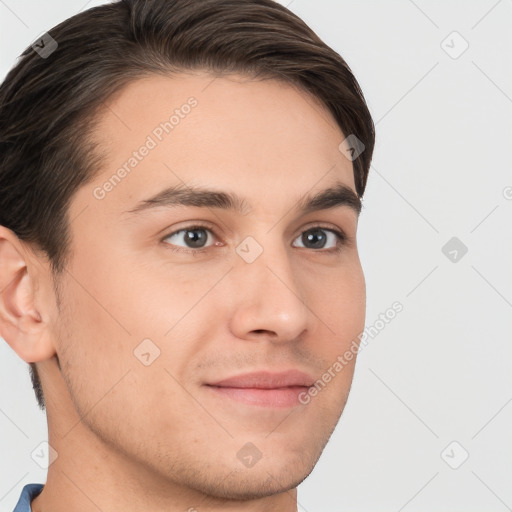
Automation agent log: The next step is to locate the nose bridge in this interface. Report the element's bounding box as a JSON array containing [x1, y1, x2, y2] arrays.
[[228, 231, 311, 341]]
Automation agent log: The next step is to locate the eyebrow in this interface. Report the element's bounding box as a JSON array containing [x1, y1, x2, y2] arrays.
[[122, 182, 362, 218]]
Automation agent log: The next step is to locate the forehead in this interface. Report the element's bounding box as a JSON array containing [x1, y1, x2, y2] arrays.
[[71, 72, 356, 220]]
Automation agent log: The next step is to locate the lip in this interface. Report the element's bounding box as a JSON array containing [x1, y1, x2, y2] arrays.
[[204, 370, 315, 408], [207, 370, 316, 389]]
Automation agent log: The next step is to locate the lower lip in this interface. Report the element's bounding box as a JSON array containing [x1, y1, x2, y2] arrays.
[[206, 385, 310, 408]]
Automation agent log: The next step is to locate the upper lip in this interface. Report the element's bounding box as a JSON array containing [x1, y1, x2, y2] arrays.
[[206, 370, 315, 389]]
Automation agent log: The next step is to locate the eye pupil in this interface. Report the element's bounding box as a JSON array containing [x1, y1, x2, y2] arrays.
[[185, 229, 207, 248], [303, 228, 326, 249]]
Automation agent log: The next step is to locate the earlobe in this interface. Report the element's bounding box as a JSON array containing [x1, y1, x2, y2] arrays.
[[0, 228, 56, 363]]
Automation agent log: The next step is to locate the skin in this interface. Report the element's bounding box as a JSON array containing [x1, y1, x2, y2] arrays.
[[0, 72, 366, 512]]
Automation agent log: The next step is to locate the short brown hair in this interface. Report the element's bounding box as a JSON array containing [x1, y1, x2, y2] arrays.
[[0, 0, 375, 410]]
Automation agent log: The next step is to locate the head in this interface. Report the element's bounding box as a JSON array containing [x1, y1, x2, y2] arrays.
[[0, 0, 374, 501]]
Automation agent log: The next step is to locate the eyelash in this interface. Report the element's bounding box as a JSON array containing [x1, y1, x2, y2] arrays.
[[160, 222, 349, 255]]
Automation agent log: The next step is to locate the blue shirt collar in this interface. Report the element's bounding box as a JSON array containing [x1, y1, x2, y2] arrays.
[[12, 483, 44, 512]]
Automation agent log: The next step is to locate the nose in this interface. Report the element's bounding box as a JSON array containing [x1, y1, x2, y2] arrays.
[[227, 238, 313, 345]]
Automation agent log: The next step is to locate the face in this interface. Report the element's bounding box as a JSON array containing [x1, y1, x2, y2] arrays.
[[50, 72, 366, 499]]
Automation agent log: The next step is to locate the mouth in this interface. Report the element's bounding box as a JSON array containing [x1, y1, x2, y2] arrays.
[[204, 370, 315, 408]]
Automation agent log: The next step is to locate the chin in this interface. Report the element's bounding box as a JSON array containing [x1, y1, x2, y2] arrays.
[[194, 465, 313, 501], [221, 445, 321, 499]]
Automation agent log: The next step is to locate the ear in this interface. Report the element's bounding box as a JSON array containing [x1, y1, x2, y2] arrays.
[[0, 226, 56, 362]]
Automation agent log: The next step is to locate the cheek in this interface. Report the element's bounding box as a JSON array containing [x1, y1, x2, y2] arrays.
[[54, 257, 212, 414], [311, 261, 366, 343], [305, 262, 365, 405], [53, 268, 140, 416]]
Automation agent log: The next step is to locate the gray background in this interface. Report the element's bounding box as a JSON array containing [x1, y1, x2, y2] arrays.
[[1, 1, 511, 511]]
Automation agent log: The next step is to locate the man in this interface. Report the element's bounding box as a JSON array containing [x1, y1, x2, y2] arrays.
[[0, 0, 374, 510]]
